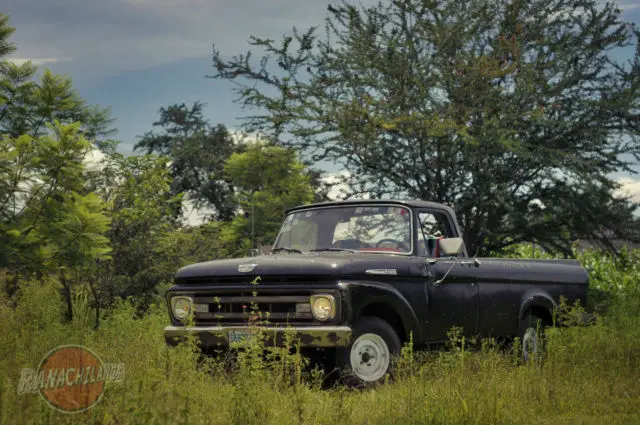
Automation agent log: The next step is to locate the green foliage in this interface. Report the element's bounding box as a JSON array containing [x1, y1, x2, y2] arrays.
[[0, 14, 16, 59], [0, 121, 111, 278], [0, 65, 116, 147], [0, 61, 38, 138], [222, 141, 315, 255], [0, 121, 112, 323], [85, 152, 185, 309], [209, 0, 640, 256], [83, 149, 239, 311], [48, 191, 112, 269]]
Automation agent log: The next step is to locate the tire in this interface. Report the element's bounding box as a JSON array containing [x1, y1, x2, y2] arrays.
[[336, 316, 402, 387], [517, 313, 549, 363]]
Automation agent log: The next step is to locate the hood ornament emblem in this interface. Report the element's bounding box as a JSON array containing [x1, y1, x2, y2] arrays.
[[238, 263, 258, 273]]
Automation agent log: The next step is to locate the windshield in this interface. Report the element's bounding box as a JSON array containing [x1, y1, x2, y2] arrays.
[[273, 205, 412, 254]]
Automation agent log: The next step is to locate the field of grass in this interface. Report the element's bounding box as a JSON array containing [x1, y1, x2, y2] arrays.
[[1, 248, 639, 425]]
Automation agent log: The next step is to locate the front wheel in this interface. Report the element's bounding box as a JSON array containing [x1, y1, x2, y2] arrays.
[[336, 316, 401, 386]]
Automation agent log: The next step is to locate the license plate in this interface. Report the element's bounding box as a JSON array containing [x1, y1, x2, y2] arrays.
[[195, 304, 209, 313], [228, 330, 255, 344]]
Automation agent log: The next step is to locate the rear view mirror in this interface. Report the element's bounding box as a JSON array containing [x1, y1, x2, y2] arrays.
[[438, 237, 464, 257]]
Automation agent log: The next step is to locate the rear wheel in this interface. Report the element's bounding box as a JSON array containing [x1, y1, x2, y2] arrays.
[[517, 313, 549, 363], [336, 316, 401, 386]]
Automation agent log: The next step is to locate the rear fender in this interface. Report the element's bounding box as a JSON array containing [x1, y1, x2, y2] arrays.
[[518, 289, 557, 326]]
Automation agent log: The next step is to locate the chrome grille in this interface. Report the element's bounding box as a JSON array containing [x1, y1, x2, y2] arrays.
[[192, 293, 314, 324]]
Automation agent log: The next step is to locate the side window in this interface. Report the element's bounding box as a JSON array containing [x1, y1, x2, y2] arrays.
[[417, 211, 453, 257]]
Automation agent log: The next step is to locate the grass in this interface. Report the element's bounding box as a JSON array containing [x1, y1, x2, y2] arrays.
[[0, 248, 639, 425]]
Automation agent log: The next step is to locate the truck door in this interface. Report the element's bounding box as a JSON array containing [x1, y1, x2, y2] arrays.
[[415, 209, 479, 342], [425, 260, 479, 342]]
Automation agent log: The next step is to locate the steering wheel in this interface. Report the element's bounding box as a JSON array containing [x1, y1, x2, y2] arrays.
[[375, 238, 409, 252]]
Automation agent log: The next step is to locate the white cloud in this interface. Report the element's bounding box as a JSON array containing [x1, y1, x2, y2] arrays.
[[322, 171, 352, 201], [80, 146, 213, 227], [6, 57, 71, 66], [616, 178, 640, 204], [619, 2, 640, 11], [321, 171, 373, 201], [180, 194, 214, 227], [228, 129, 268, 146], [82, 147, 106, 171], [2, 0, 369, 84]]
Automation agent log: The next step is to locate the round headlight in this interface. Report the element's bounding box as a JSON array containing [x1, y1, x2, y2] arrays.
[[173, 297, 193, 320], [311, 296, 334, 321]]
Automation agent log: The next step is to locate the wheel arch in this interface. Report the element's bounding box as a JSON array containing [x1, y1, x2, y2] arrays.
[[354, 297, 422, 343], [518, 290, 556, 329], [340, 280, 424, 343], [357, 303, 407, 342]]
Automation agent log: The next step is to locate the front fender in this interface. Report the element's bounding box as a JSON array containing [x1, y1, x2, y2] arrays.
[[338, 280, 423, 342]]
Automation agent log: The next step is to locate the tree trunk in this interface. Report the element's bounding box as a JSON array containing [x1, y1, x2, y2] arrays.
[[88, 278, 101, 330], [4, 274, 19, 298], [59, 271, 73, 322]]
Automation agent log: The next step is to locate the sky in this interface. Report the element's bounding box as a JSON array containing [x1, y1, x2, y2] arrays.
[[4, 0, 373, 156], [2, 0, 640, 209]]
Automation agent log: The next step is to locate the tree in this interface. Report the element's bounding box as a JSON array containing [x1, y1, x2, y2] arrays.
[[221, 141, 314, 256], [0, 65, 117, 149], [134, 102, 239, 221], [208, 0, 640, 256], [0, 121, 112, 320]]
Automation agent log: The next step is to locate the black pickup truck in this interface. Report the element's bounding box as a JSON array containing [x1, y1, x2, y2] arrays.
[[164, 199, 589, 384]]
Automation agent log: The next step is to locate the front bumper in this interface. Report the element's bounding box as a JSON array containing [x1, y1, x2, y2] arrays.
[[164, 325, 352, 348]]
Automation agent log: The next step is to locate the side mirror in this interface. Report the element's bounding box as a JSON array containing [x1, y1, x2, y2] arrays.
[[438, 237, 464, 257]]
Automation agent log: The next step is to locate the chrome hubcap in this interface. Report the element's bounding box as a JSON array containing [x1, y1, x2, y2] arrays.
[[349, 333, 390, 382], [522, 327, 539, 361]]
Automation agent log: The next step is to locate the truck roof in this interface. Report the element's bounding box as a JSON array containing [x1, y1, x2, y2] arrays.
[[285, 199, 456, 215]]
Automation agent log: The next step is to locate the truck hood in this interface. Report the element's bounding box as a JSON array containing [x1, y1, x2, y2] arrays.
[[174, 252, 425, 280]]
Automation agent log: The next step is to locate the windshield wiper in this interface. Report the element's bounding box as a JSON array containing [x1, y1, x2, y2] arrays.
[[271, 247, 306, 254], [309, 248, 357, 253]]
